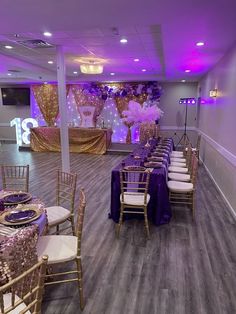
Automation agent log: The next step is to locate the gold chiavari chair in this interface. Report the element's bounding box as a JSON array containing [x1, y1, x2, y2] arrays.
[[0, 256, 48, 314], [168, 144, 192, 174], [117, 169, 151, 238], [46, 170, 77, 235], [170, 136, 190, 159], [192, 134, 201, 159], [1, 165, 29, 192], [37, 188, 86, 311], [168, 148, 196, 182], [167, 154, 199, 218]]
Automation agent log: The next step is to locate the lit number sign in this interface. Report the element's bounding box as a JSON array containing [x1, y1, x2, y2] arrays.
[[10, 118, 38, 145]]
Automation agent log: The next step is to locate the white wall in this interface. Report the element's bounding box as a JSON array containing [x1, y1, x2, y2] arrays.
[[0, 87, 30, 141], [158, 82, 198, 146], [198, 43, 236, 213]]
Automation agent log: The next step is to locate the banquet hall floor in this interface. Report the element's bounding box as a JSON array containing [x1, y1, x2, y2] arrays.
[[0, 144, 236, 314]]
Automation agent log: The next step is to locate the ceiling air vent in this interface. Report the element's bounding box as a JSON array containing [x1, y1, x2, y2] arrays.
[[17, 39, 53, 48], [8, 69, 21, 73]]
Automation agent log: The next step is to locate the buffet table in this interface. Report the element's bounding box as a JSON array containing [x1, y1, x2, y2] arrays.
[[30, 127, 113, 154]]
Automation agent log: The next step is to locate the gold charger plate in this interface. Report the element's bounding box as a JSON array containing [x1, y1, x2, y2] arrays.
[[144, 162, 163, 168], [0, 204, 42, 226], [123, 165, 146, 171], [1, 192, 32, 206]]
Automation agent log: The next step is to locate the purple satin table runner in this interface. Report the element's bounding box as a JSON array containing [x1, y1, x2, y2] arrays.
[[110, 139, 173, 226]]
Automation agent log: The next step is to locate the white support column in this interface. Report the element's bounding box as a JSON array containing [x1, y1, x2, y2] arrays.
[[56, 46, 70, 172]]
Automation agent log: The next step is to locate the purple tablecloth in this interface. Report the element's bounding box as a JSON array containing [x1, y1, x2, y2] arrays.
[[110, 139, 173, 226]]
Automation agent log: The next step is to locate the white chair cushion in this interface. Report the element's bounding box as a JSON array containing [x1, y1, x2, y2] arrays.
[[3, 293, 30, 314], [167, 180, 193, 192], [37, 235, 77, 264], [170, 162, 187, 167], [168, 172, 191, 182], [170, 158, 186, 163], [168, 166, 188, 173], [46, 206, 71, 226], [120, 192, 150, 206], [171, 151, 184, 157]]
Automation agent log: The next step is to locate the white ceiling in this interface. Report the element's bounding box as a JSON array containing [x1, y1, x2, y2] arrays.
[[0, 0, 236, 83]]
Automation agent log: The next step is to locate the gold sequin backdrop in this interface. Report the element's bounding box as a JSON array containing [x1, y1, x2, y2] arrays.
[[32, 84, 70, 127], [32, 83, 151, 143], [71, 85, 105, 123]]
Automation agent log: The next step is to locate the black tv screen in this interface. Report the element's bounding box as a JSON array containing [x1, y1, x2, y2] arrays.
[[1, 88, 30, 106]]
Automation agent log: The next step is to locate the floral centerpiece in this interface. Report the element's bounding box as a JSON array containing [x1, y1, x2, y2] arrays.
[[122, 100, 164, 145]]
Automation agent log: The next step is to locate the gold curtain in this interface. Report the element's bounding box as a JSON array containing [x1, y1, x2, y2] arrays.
[[32, 85, 59, 127], [71, 85, 105, 123], [32, 84, 70, 127], [115, 94, 148, 144]]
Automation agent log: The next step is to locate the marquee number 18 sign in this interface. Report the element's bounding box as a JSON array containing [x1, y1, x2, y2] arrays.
[[10, 118, 38, 145]]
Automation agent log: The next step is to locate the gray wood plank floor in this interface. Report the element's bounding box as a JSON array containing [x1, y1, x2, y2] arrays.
[[0, 144, 236, 314]]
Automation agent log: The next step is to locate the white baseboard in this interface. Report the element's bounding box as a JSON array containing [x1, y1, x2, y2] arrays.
[[160, 126, 197, 131], [200, 158, 236, 220]]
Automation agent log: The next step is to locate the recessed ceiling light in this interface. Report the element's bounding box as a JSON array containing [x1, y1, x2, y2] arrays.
[[181, 79, 186, 82], [134, 58, 139, 62], [48, 60, 53, 64], [142, 69, 146, 72], [7, 73, 12, 76], [5, 45, 13, 49], [196, 41, 204, 46], [73, 71, 78, 74], [185, 69, 191, 73], [43, 32, 52, 37], [120, 38, 128, 44], [110, 72, 115, 76]]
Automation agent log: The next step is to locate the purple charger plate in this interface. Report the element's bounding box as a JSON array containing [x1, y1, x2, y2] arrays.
[[5, 209, 36, 223], [2, 193, 31, 204]]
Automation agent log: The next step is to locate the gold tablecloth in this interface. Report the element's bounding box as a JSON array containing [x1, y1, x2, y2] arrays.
[[30, 127, 113, 154]]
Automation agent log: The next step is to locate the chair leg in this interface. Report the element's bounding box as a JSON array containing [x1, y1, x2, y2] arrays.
[[192, 193, 195, 219], [76, 257, 85, 311], [144, 207, 150, 239], [116, 204, 124, 237], [70, 216, 76, 236]]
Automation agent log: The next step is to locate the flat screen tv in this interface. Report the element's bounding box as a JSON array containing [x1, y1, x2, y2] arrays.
[[1, 88, 30, 106]]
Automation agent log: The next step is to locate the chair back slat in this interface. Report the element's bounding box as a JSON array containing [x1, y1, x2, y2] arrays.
[[120, 170, 150, 205], [56, 170, 77, 212], [1, 165, 29, 192], [191, 154, 199, 186], [196, 134, 201, 150], [0, 256, 48, 314], [186, 144, 193, 169], [76, 188, 86, 257]]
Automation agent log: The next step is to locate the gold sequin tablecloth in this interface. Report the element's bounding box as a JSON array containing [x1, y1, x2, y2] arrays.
[[30, 127, 113, 154]]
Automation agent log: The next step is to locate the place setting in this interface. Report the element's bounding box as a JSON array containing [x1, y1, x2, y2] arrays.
[[0, 191, 32, 206], [0, 190, 44, 229], [0, 203, 43, 227]]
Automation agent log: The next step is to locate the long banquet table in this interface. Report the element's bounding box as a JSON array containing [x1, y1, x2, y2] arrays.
[[110, 139, 173, 226], [30, 126, 113, 155]]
